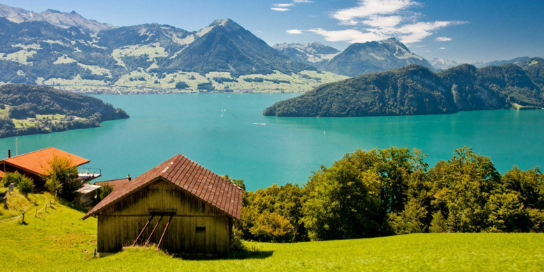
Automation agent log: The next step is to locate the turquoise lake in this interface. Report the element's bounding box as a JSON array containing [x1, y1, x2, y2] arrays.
[[1, 93, 543, 191]]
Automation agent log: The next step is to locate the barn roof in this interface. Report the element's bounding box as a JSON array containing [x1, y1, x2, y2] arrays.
[[83, 154, 243, 220], [0, 147, 90, 176], [0, 170, 4, 178]]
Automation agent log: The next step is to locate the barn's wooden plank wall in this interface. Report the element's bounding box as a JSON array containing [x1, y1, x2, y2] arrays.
[[97, 179, 231, 254]]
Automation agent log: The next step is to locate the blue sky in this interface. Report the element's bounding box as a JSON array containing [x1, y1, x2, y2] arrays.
[[2, 0, 543, 63]]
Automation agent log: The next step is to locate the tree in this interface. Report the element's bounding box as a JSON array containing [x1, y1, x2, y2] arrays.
[[389, 198, 428, 234], [428, 147, 501, 232], [429, 211, 448, 233], [485, 192, 526, 232], [45, 177, 62, 198], [43, 155, 79, 200], [235, 182, 306, 242], [175, 81, 189, 89], [502, 167, 544, 209], [302, 147, 416, 240]]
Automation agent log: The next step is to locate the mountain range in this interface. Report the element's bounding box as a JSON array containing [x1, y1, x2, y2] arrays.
[[0, 5, 344, 94], [0, 4, 115, 33], [430, 58, 459, 70], [473, 57, 531, 68], [276, 38, 434, 77], [263, 58, 544, 117], [0, 4, 540, 95], [273, 42, 340, 69]]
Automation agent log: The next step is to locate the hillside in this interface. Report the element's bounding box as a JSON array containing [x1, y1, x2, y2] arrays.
[[322, 38, 434, 77], [0, 199, 542, 271], [0, 5, 345, 94], [0, 84, 129, 138], [263, 58, 544, 117]]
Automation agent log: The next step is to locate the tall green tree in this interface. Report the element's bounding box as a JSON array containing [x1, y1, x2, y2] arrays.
[[303, 147, 416, 240], [428, 147, 501, 232], [43, 155, 79, 200]]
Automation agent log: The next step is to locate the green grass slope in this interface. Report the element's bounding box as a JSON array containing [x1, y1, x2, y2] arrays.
[[0, 197, 543, 271]]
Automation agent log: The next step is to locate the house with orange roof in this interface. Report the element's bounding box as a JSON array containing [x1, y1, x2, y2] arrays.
[[0, 147, 95, 188], [83, 154, 243, 256]]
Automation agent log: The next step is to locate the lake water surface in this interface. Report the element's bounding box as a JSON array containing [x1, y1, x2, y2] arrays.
[[1, 93, 543, 191]]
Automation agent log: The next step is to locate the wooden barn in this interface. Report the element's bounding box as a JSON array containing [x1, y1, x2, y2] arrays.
[[83, 154, 243, 256]]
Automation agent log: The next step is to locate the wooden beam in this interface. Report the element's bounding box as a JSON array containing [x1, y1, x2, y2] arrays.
[[132, 215, 154, 246], [145, 215, 164, 246], [156, 215, 173, 249]]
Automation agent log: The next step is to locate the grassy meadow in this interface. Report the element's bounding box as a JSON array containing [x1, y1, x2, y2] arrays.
[[0, 194, 542, 271]]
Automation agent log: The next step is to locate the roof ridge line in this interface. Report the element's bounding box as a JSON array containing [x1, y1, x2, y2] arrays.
[[2, 146, 54, 161], [161, 161, 175, 174]]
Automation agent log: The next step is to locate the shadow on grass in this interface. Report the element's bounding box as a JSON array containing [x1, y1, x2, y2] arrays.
[[57, 198, 88, 213], [114, 245, 274, 260], [176, 249, 274, 260]]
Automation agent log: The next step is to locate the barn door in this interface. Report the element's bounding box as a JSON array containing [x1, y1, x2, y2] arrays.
[[195, 227, 206, 252]]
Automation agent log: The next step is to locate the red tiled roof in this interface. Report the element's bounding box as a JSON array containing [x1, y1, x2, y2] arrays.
[[83, 154, 243, 220], [0, 147, 89, 176], [0, 170, 5, 178]]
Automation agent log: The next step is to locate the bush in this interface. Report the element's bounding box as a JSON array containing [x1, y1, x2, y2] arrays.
[[249, 211, 294, 242], [2, 171, 25, 187], [228, 234, 260, 259], [17, 176, 34, 195], [98, 184, 113, 201]]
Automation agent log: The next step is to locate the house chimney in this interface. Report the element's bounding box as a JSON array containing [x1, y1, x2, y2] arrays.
[[8, 150, 11, 158], [127, 173, 132, 181]]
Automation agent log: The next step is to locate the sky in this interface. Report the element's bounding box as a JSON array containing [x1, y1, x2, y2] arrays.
[[1, 0, 543, 63]]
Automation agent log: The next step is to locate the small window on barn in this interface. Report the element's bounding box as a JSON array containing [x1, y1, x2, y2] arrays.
[[196, 226, 206, 232]]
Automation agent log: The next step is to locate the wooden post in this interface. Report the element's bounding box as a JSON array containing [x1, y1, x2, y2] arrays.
[[21, 212, 25, 224]]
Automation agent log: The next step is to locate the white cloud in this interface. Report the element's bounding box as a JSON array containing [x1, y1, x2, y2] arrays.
[[286, 29, 303, 34], [309, 28, 388, 43], [333, 0, 417, 23], [396, 21, 464, 44], [274, 3, 294, 8], [339, 20, 359, 26], [271, 7, 289, 12], [362, 16, 403, 28], [439, 47, 447, 50], [436, 36, 452, 42], [308, 0, 466, 44], [294, 0, 313, 2]]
